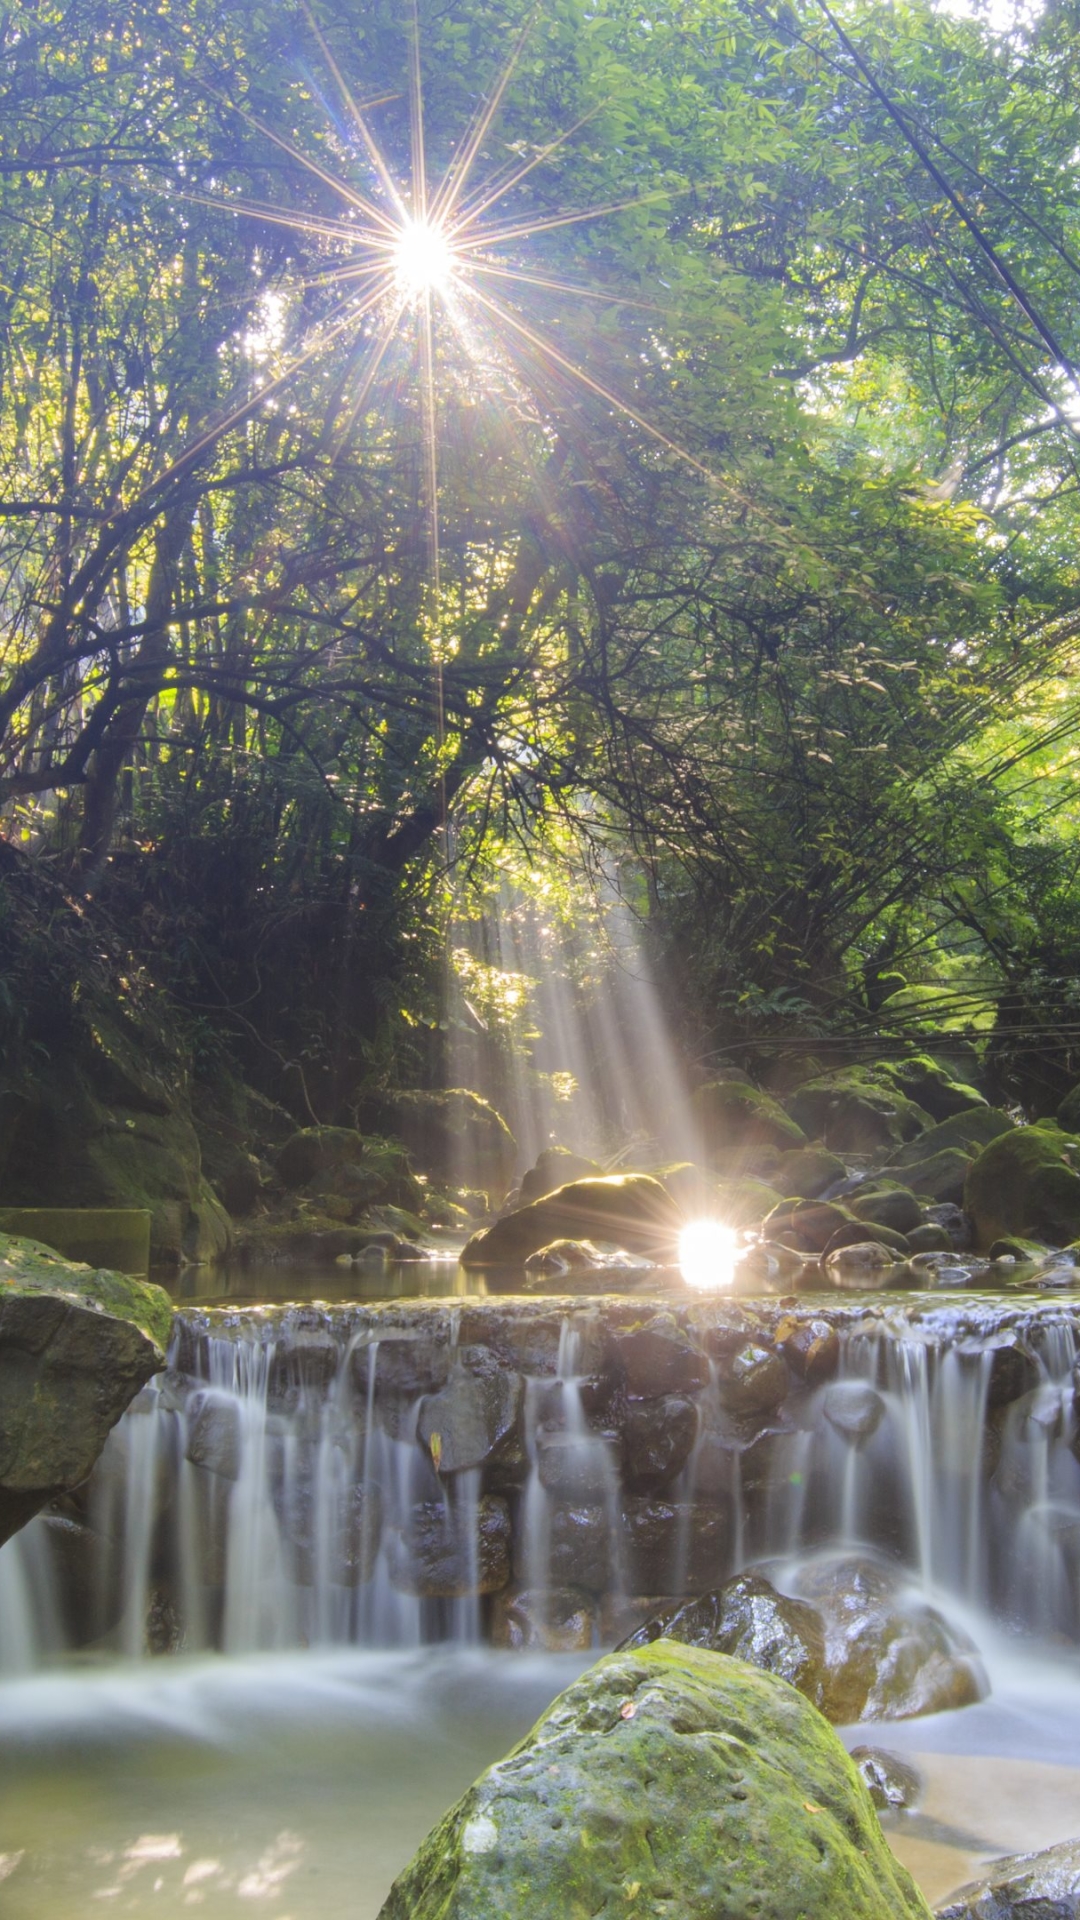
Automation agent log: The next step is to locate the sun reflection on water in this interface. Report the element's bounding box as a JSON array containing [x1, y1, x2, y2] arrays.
[[679, 1220, 739, 1291]]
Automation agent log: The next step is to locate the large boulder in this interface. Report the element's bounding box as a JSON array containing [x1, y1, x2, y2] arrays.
[[519, 1147, 602, 1204], [965, 1124, 1080, 1248], [787, 1073, 931, 1155], [377, 1641, 934, 1919], [889, 1107, 1014, 1168], [379, 1089, 516, 1201], [460, 1174, 682, 1268], [936, 1838, 1080, 1918], [689, 1079, 807, 1160], [0, 1233, 173, 1545], [620, 1557, 985, 1724], [876, 1056, 988, 1122], [275, 1126, 420, 1214]]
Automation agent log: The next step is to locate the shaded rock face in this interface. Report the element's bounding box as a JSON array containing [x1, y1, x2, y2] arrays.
[[966, 1125, 1080, 1249], [387, 1496, 511, 1597], [936, 1838, 1080, 1919], [0, 1234, 172, 1545], [619, 1556, 986, 1725], [519, 1147, 602, 1205], [689, 1079, 807, 1158], [380, 1088, 516, 1201], [0, 1006, 230, 1267], [417, 1348, 522, 1475], [377, 1641, 934, 1920], [461, 1174, 683, 1268], [787, 1074, 931, 1154]]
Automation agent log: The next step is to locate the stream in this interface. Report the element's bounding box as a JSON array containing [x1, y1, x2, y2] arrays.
[[5, 1258, 1080, 1913]]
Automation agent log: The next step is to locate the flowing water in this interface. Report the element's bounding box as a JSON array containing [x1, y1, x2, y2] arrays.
[[6, 1280, 1080, 1913]]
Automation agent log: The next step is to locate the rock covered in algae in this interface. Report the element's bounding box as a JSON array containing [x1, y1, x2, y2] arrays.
[[965, 1123, 1080, 1249], [0, 1231, 173, 1545], [376, 1641, 935, 1920], [460, 1174, 682, 1267]]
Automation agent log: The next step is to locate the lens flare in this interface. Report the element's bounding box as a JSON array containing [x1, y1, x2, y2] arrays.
[[679, 1220, 738, 1291], [394, 219, 454, 296]]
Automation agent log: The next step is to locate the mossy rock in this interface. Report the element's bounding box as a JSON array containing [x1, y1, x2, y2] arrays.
[[849, 1187, 924, 1235], [786, 1073, 931, 1155], [888, 1107, 1013, 1167], [987, 1235, 1055, 1263], [762, 1199, 854, 1253], [878, 1147, 974, 1207], [0, 1233, 173, 1545], [1057, 1083, 1080, 1134], [378, 1641, 933, 1919], [461, 1175, 681, 1268], [823, 1220, 911, 1258], [966, 1126, 1080, 1249], [771, 1145, 847, 1200], [875, 1055, 988, 1122], [690, 1080, 807, 1158]]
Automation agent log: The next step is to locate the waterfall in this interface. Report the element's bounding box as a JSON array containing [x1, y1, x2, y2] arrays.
[[3, 1296, 1080, 1672]]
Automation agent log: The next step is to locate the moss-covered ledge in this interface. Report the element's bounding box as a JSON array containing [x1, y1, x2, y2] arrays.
[[0, 1233, 174, 1546]]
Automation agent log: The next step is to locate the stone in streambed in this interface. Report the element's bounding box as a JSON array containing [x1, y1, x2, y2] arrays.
[[880, 1148, 974, 1208], [690, 1078, 807, 1156], [774, 1312, 840, 1385], [849, 1747, 923, 1812], [850, 1186, 925, 1235], [786, 1073, 931, 1154], [387, 1495, 510, 1597], [890, 1107, 1014, 1165], [763, 1198, 854, 1252], [610, 1315, 710, 1395], [460, 1174, 682, 1267], [876, 1056, 988, 1122], [417, 1348, 522, 1475], [824, 1221, 912, 1260], [377, 1641, 934, 1920], [771, 1145, 848, 1199], [824, 1382, 886, 1444], [490, 1585, 595, 1651], [0, 1233, 173, 1546], [621, 1393, 698, 1491], [711, 1338, 789, 1416], [966, 1124, 1080, 1249], [618, 1570, 829, 1706], [936, 1837, 1080, 1918]]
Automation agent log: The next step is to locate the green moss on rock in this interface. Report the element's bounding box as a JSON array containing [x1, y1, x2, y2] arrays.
[[461, 1175, 682, 1268], [690, 1080, 807, 1158], [966, 1126, 1080, 1249], [378, 1641, 933, 1920]]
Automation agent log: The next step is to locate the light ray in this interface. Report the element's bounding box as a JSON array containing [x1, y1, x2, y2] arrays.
[[408, 0, 429, 224], [300, 5, 409, 221], [328, 300, 408, 455], [200, 80, 399, 235], [461, 279, 714, 478], [467, 258, 666, 311], [474, 189, 676, 248], [174, 187, 385, 249], [453, 100, 608, 230], [430, 5, 539, 226]]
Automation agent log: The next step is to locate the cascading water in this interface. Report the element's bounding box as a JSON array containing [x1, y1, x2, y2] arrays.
[[4, 1294, 1080, 1676]]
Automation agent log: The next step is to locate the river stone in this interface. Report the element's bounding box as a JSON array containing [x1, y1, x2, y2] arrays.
[[536, 1426, 618, 1500], [519, 1148, 602, 1204], [877, 1056, 988, 1122], [775, 1313, 840, 1385], [763, 1199, 854, 1253], [966, 1125, 1080, 1249], [610, 1316, 711, 1395], [786, 1074, 931, 1154], [537, 1503, 611, 1591], [417, 1348, 522, 1475], [619, 1497, 730, 1594], [824, 1382, 887, 1445], [387, 1495, 511, 1596], [376, 1642, 934, 1920], [621, 1393, 698, 1491], [352, 1330, 450, 1399], [490, 1585, 595, 1651], [891, 1107, 1014, 1166], [184, 1393, 242, 1479], [958, 1331, 1040, 1409], [786, 1552, 987, 1722], [824, 1239, 901, 1275], [460, 1174, 682, 1267], [906, 1224, 953, 1253], [0, 1233, 173, 1545], [771, 1145, 848, 1199], [936, 1837, 1080, 1918], [618, 1570, 829, 1706], [850, 1187, 925, 1235], [690, 1078, 807, 1157], [824, 1221, 912, 1259], [712, 1339, 789, 1416], [879, 1148, 974, 1208], [849, 1747, 923, 1812]]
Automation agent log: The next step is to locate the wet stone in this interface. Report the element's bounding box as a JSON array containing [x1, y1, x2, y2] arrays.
[[936, 1837, 1080, 1919], [536, 1426, 617, 1501], [848, 1747, 923, 1812], [618, 1497, 731, 1595], [387, 1495, 511, 1597], [712, 1340, 789, 1417], [184, 1394, 242, 1481], [609, 1317, 710, 1396], [417, 1347, 522, 1475], [961, 1331, 1041, 1409], [267, 1334, 342, 1404], [354, 1332, 450, 1399], [775, 1314, 840, 1386], [618, 1570, 828, 1710], [824, 1382, 887, 1445], [490, 1585, 595, 1651], [620, 1393, 698, 1492], [531, 1503, 611, 1593]]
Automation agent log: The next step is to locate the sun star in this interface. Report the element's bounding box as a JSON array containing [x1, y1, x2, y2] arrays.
[[393, 218, 456, 298]]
